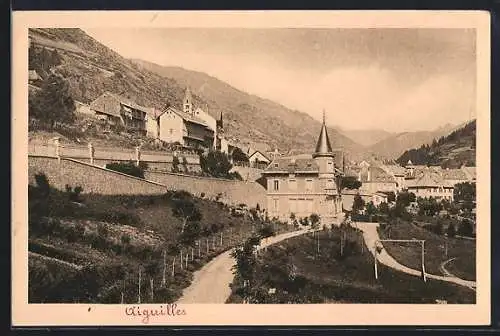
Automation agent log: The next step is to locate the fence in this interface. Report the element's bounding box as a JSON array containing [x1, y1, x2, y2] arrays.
[[28, 141, 201, 171]]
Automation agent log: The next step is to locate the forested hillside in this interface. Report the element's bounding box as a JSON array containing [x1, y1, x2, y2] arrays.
[[396, 120, 476, 168]]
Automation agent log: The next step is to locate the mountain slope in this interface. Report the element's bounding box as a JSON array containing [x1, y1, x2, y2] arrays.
[[367, 123, 462, 160], [130, 60, 366, 158], [396, 120, 476, 168], [28, 28, 365, 159]]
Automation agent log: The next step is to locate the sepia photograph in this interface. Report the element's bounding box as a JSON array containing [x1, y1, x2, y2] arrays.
[[12, 10, 490, 326]]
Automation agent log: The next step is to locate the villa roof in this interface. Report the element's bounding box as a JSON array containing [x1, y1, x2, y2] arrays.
[[381, 164, 407, 176], [312, 112, 334, 158], [360, 166, 396, 183], [407, 170, 454, 188], [442, 168, 468, 180], [263, 158, 319, 174], [165, 106, 209, 127]]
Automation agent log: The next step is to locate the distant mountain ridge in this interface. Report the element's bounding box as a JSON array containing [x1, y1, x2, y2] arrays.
[[396, 120, 476, 168], [366, 122, 465, 160]]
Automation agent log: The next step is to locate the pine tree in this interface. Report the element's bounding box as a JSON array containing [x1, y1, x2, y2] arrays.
[[30, 73, 75, 127]]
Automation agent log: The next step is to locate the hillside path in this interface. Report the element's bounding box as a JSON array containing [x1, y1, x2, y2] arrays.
[[176, 228, 317, 304], [356, 222, 476, 291]]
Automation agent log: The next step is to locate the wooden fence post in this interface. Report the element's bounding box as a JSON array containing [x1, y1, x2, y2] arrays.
[[150, 278, 154, 302], [138, 268, 142, 303]]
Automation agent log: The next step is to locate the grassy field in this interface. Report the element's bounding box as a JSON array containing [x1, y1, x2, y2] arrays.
[[227, 227, 475, 304], [28, 176, 292, 303], [378, 221, 476, 281]]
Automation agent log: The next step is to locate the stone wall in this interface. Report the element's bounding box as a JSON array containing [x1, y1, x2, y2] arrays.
[[144, 170, 266, 208], [29, 155, 168, 195], [28, 156, 267, 208]]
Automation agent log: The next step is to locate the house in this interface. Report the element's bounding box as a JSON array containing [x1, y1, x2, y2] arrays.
[[262, 114, 344, 227], [406, 169, 454, 201], [380, 164, 407, 191], [341, 189, 372, 212], [89, 92, 149, 133], [74, 100, 94, 116], [441, 168, 470, 186], [248, 150, 271, 168], [358, 163, 398, 195], [372, 191, 389, 207], [143, 88, 218, 150]]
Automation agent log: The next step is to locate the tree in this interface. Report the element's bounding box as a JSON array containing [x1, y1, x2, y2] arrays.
[[454, 182, 476, 204], [377, 202, 390, 215], [231, 147, 249, 163], [385, 192, 396, 203], [171, 195, 202, 234], [447, 224, 456, 238], [365, 202, 377, 216], [458, 218, 474, 237], [396, 191, 416, 208], [29, 73, 75, 127], [106, 161, 145, 179], [352, 193, 365, 215], [340, 176, 362, 190], [309, 213, 320, 228], [200, 150, 233, 178], [171, 156, 180, 173]]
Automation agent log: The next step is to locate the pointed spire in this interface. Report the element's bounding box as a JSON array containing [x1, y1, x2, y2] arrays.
[[312, 109, 334, 158]]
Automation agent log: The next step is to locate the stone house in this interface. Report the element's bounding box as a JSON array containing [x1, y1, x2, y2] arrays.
[[262, 115, 344, 227], [89, 92, 148, 133]]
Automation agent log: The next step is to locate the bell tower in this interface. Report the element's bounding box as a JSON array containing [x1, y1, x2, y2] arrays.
[[183, 87, 193, 116]]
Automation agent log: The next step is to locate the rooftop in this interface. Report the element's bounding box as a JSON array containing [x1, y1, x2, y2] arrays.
[[263, 158, 319, 174]]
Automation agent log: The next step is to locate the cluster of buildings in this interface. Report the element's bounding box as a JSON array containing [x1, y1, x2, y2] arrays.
[[87, 88, 228, 153], [70, 88, 282, 166], [342, 158, 476, 210]]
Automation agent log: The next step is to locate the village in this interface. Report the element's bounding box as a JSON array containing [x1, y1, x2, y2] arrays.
[[25, 27, 478, 306]]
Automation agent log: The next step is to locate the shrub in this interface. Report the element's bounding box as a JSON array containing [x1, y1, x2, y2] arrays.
[[120, 234, 131, 245], [258, 224, 275, 238], [447, 224, 456, 238], [106, 161, 145, 179], [34, 173, 51, 197], [458, 219, 474, 237], [65, 184, 84, 203]]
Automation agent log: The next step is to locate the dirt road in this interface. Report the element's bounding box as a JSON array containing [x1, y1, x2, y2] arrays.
[[176, 228, 317, 304], [356, 222, 476, 291]]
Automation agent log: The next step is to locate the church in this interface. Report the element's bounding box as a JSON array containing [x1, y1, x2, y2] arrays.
[[262, 114, 344, 227]]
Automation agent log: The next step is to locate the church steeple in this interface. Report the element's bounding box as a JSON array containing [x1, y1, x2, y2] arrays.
[[183, 87, 193, 115], [312, 110, 334, 158]]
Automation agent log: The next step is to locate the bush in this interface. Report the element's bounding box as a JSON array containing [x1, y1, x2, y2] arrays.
[[65, 184, 84, 203], [458, 219, 474, 237], [447, 224, 456, 238], [258, 225, 275, 238], [106, 161, 145, 179]]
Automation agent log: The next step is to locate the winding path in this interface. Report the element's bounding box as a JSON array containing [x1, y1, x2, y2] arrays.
[[356, 222, 476, 291], [176, 228, 318, 304]]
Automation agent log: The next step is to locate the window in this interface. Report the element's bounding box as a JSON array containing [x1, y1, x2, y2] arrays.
[[273, 180, 279, 191], [288, 179, 297, 191], [306, 199, 313, 213], [305, 179, 313, 191], [289, 199, 297, 213], [273, 199, 279, 211], [274, 163, 279, 168]]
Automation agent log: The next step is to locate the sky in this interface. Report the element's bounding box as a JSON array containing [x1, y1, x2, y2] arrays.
[[84, 28, 476, 132]]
